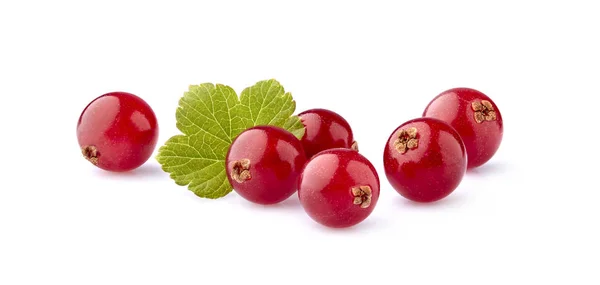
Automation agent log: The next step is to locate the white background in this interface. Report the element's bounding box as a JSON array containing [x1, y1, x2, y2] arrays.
[[1, 0, 598, 284]]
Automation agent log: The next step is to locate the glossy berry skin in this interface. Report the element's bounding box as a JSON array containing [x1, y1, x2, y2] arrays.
[[298, 148, 380, 228], [423, 87, 503, 169], [77, 92, 159, 172], [298, 108, 356, 158], [226, 126, 307, 205], [383, 118, 466, 203]]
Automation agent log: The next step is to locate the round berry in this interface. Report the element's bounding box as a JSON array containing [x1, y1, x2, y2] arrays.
[[298, 108, 357, 158], [298, 148, 380, 228], [383, 117, 466, 203], [423, 87, 503, 169], [77, 92, 159, 172], [226, 126, 307, 205]]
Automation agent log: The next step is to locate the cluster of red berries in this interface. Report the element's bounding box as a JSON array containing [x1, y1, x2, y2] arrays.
[[77, 88, 503, 229], [226, 109, 378, 228]]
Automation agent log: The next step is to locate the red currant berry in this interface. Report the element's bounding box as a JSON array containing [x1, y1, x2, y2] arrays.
[[298, 108, 357, 158], [383, 117, 466, 203], [77, 92, 159, 172], [423, 87, 503, 169], [298, 148, 380, 228], [226, 126, 307, 205]]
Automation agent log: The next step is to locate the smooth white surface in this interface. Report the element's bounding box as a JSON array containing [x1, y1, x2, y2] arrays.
[[1, 0, 598, 284]]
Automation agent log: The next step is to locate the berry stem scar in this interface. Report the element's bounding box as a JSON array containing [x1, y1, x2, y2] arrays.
[[471, 100, 497, 123], [352, 185, 372, 208], [230, 159, 251, 183], [393, 127, 419, 154], [82, 145, 99, 165]]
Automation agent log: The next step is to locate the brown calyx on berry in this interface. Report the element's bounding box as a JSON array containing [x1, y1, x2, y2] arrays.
[[230, 159, 252, 183], [82, 145, 99, 165], [471, 100, 497, 123], [393, 127, 419, 154], [352, 185, 372, 208], [351, 141, 359, 152]]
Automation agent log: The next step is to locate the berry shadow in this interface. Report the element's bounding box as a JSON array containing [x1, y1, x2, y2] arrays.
[[275, 196, 303, 209], [466, 161, 508, 177], [396, 192, 467, 209], [239, 194, 303, 211], [309, 214, 387, 234], [94, 163, 167, 180]]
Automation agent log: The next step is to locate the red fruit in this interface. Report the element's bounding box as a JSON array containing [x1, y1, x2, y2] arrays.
[[383, 117, 466, 203], [298, 108, 357, 158], [77, 92, 159, 172], [298, 148, 380, 228], [423, 87, 503, 169], [226, 126, 307, 205]]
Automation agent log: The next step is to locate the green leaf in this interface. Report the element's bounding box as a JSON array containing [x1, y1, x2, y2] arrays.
[[239, 79, 305, 139], [157, 83, 241, 198], [157, 79, 305, 199], [283, 116, 305, 139]]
